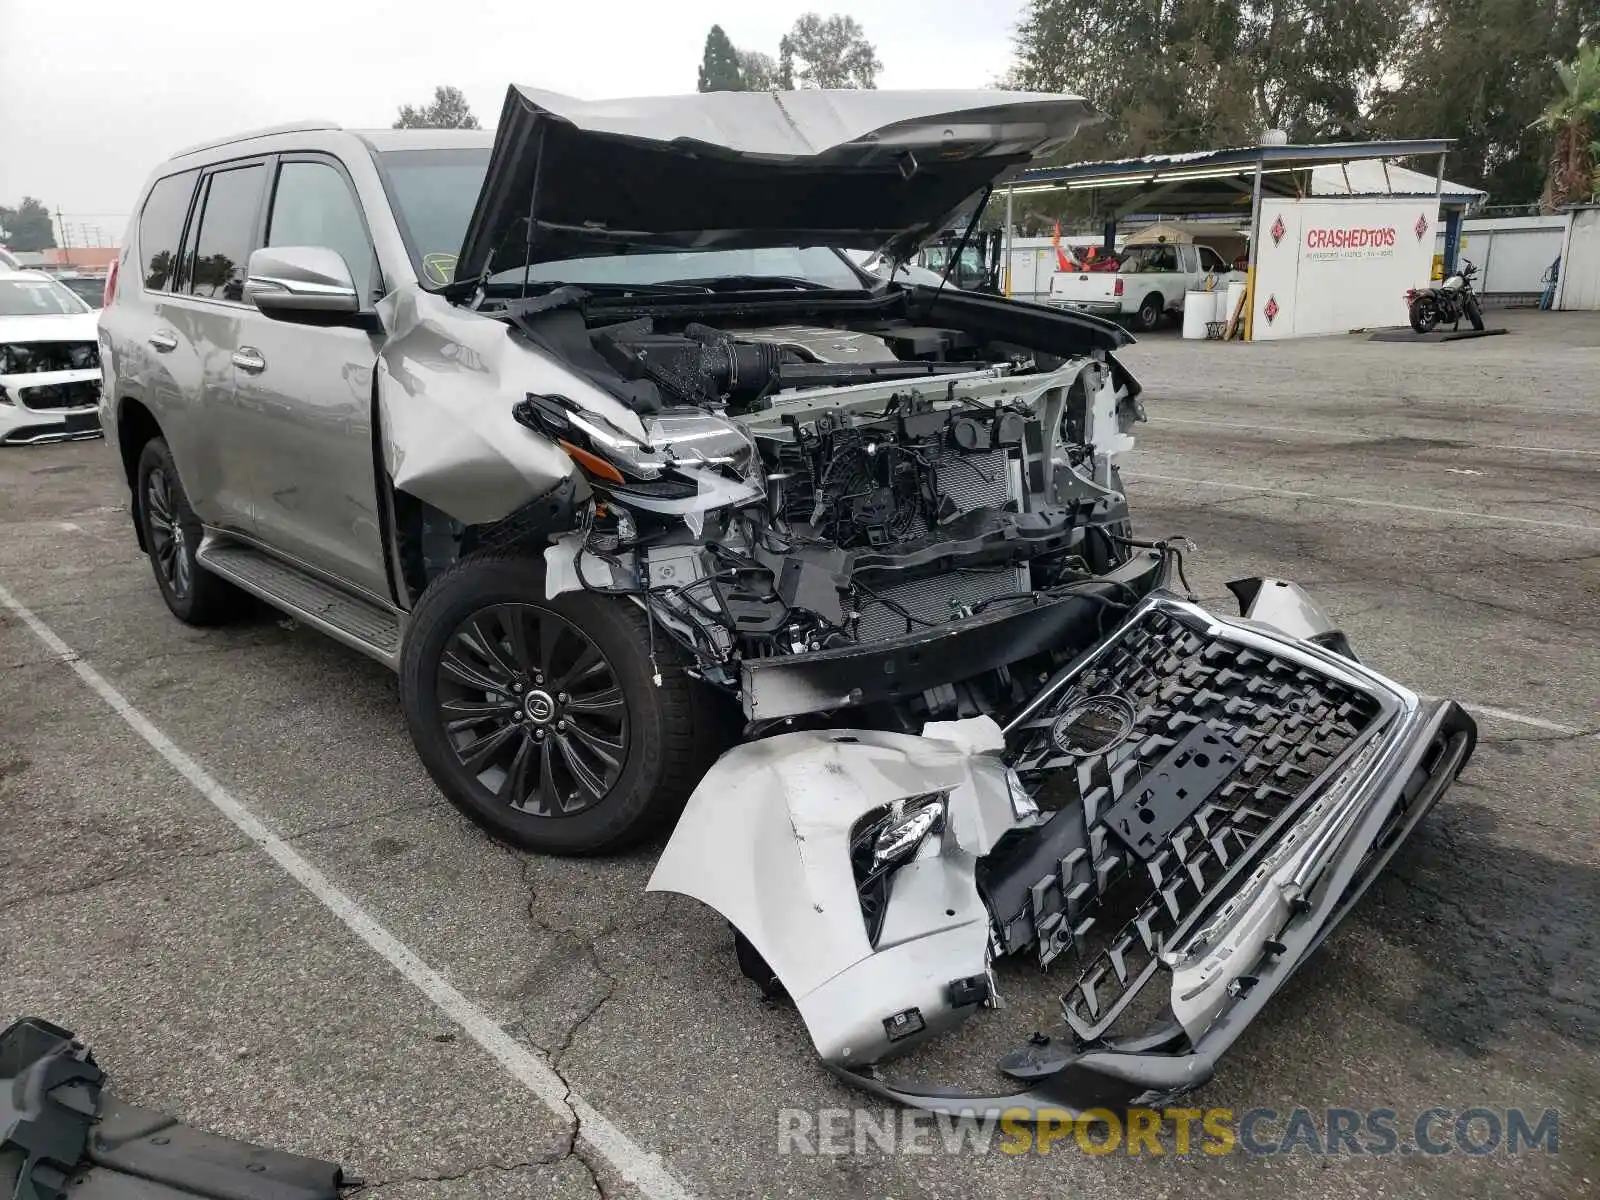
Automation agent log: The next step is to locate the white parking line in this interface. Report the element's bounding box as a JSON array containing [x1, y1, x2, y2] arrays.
[[1126, 472, 1600, 534], [0, 581, 697, 1200], [1147, 415, 1600, 458], [1443, 701, 1591, 736]]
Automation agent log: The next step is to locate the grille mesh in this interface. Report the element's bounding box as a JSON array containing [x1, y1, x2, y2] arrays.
[[18, 379, 100, 411], [0, 341, 98, 375], [1004, 605, 1382, 1041], [856, 566, 1030, 641]]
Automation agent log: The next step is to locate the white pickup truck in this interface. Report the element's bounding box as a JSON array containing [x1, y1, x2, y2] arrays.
[[1047, 242, 1230, 330]]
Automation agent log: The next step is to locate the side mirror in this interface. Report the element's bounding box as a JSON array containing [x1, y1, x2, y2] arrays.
[[244, 246, 361, 320]]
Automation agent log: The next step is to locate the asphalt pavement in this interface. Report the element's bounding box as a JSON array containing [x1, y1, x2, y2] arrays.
[[1, 308, 1595, 1198]]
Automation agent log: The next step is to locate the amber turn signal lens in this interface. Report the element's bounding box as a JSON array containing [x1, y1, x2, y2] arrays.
[[557, 440, 625, 485]]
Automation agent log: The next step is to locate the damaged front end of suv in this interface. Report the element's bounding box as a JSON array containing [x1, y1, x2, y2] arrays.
[[378, 87, 1475, 1111], [649, 585, 1475, 1115]]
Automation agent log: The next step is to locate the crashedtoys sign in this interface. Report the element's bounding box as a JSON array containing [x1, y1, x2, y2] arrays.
[[1255, 199, 1436, 338]]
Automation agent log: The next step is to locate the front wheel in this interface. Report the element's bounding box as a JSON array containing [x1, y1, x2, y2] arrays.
[[1409, 296, 1440, 333], [399, 553, 729, 855], [1466, 298, 1484, 331]]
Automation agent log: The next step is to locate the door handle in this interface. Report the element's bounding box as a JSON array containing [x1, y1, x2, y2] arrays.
[[232, 347, 267, 374], [148, 331, 178, 353]]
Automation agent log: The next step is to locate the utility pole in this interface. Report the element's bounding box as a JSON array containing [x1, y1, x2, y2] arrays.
[[56, 207, 71, 252]]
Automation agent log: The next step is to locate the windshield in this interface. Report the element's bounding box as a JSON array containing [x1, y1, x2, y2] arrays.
[[0, 276, 91, 316], [375, 146, 867, 292]]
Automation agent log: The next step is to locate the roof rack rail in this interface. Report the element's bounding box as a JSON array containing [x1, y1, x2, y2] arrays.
[[171, 120, 343, 159]]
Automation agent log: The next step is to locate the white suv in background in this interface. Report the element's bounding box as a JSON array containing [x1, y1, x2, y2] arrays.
[[0, 268, 104, 445]]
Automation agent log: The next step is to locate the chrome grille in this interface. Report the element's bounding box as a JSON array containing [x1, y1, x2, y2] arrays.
[[1002, 605, 1382, 1042]]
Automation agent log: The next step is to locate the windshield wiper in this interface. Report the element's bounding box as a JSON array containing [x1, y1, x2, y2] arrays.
[[486, 277, 713, 296], [657, 275, 836, 292]]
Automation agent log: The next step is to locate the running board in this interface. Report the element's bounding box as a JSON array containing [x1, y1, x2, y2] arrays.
[[197, 538, 403, 669]]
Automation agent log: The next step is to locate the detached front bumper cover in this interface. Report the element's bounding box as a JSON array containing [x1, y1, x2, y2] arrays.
[[651, 581, 1477, 1119], [1, 1017, 346, 1200]]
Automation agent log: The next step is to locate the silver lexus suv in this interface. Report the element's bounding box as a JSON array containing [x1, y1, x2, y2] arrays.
[[102, 85, 1475, 1115]]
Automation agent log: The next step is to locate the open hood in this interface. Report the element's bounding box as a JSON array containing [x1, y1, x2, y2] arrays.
[[455, 85, 1098, 286]]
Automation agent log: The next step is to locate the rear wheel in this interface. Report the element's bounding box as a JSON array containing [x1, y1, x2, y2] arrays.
[[400, 553, 729, 854], [1134, 293, 1164, 332], [1409, 296, 1440, 333], [135, 438, 240, 625]]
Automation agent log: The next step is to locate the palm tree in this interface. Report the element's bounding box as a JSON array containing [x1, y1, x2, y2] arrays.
[[1539, 40, 1600, 213]]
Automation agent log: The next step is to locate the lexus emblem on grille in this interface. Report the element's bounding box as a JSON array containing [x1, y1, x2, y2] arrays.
[[1049, 695, 1136, 757]]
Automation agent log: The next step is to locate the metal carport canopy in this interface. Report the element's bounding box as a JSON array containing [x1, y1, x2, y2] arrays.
[[1006, 139, 1461, 212], [998, 138, 1459, 339]]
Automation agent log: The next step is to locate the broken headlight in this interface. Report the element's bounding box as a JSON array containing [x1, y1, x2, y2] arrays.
[[849, 792, 949, 945]]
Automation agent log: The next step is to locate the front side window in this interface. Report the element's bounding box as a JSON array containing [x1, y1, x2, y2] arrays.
[[138, 170, 198, 292], [266, 160, 378, 300], [376, 147, 490, 285], [186, 164, 266, 302]]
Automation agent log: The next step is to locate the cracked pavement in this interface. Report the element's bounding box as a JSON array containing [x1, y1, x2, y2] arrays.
[[1, 308, 1597, 1198]]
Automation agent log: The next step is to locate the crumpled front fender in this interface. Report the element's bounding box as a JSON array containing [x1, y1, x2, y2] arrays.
[[375, 287, 634, 525], [647, 721, 1024, 1066]]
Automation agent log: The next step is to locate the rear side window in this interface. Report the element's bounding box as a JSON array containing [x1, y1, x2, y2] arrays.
[[266, 160, 377, 300], [186, 164, 266, 302], [138, 170, 198, 291]]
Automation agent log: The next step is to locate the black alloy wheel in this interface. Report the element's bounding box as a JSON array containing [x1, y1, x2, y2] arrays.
[[134, 436, 238, 625], [399, 552, 729, 854], [434, 603, 626, 818], [144, 465, 192, 601]]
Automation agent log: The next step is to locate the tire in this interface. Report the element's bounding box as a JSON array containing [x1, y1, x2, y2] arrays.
[[135, 438, 240, 625], [1409, 296, 1439, 333], [1466, 298, 1484, 331], [399, 552, 730, 855], [1134, 294, 1164, 332]]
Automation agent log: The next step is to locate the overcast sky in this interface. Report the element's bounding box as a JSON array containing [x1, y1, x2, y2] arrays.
[[0, 0, 1027, 246]]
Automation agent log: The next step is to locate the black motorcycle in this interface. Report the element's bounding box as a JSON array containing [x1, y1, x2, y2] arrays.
[[1407, 260, 1484, 333]]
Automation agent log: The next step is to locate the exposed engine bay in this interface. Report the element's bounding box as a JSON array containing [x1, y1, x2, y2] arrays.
[[499, 287, 1148, 728]]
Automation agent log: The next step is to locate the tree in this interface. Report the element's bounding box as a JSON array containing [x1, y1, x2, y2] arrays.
[[1012, 0, 1407, 160], [778, 13, 882, 89], [0, 197, 57, 252], [1538, 39, 1600, 210], [697, 25, 746, 91], [738, 49, 779, 91], [393, 85, 481, 130], [1369, 1, 1599, 203]]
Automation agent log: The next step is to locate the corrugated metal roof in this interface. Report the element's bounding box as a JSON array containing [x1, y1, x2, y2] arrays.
[[1016, 139, 1455, 185]]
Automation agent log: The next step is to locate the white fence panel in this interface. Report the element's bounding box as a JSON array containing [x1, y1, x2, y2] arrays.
[[1435, 215, 1567, 296]]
